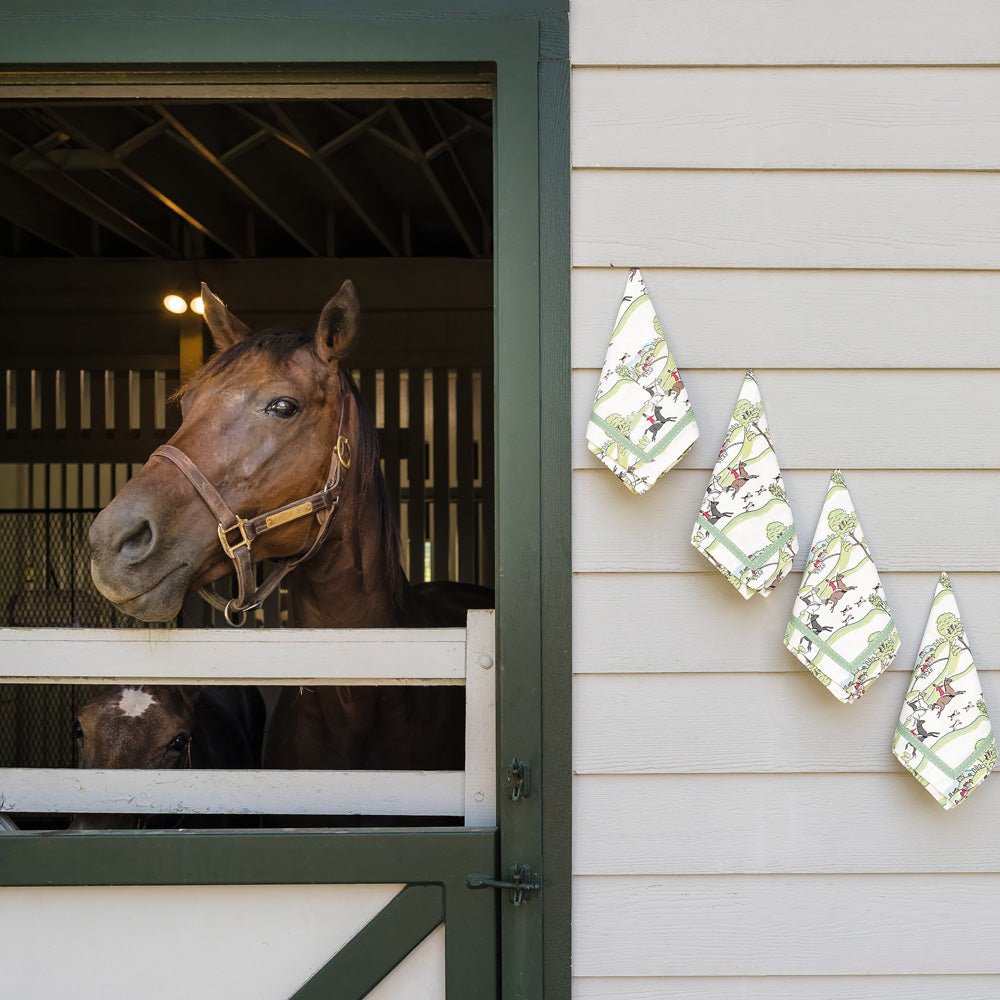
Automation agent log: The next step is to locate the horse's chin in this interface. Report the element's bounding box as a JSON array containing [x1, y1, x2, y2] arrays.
[[90, 559, 191, 623]]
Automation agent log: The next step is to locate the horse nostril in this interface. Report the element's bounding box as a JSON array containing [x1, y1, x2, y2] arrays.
[[118, 518, 155, 562]]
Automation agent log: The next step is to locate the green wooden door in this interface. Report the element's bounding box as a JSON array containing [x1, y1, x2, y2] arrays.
[[0, 5, 571, 998]]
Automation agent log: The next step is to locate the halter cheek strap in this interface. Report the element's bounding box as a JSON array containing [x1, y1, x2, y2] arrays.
[[151, 376, 353, 627]]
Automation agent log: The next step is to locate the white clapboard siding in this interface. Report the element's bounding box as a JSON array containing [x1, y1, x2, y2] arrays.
[[573, 369, 1000, 470], [573, 874, 1000, 976], [575, 773, 1000, 873], [0, 627, 466, 684], [573, 572, 1000, 675], [574, 68, 1000, 169], [0, 768, 464, 816], [569, 0, 1000, 66], [571, 269, 1000, 370], [574, 671, 1000, 775], [574, 978, 1000, 1000], [572, 171, 1000, 269], [573, 468, 1000, 573]]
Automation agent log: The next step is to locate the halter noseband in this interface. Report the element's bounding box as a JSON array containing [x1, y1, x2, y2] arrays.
[[150, 375, 353, 627]]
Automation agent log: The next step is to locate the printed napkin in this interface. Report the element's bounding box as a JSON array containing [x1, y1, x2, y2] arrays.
[[586, 268, 699, 494], [892, 573, 996, 810], [691, 370, 797, 598], [784, 471, 900, 703]]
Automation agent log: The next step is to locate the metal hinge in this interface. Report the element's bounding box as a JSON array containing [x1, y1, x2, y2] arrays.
[[506, 758, 532, 801], [465, 865, 541, 906]]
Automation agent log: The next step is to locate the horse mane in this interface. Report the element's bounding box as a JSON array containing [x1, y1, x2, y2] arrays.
[[177, 327, 409, 616]]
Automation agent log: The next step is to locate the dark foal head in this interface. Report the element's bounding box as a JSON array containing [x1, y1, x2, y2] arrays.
[[89, 281, 359, 622], [70, 685, 195, 830]]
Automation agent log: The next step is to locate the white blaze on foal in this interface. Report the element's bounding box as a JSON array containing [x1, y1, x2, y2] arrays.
[[117, 688, 155, 718]]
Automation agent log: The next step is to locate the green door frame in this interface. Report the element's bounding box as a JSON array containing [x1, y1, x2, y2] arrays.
[[0, 5, 571, 999]]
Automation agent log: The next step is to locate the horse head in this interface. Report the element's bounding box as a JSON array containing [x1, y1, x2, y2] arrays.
[[88, 281, 360, 623], [69, 685, 196, 830]]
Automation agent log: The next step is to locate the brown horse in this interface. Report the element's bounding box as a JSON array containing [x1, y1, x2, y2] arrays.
[[69, 684, 265, 830], [88, 280, 491, 782]]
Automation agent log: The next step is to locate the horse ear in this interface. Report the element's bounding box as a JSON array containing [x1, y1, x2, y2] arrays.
[[201, 283, 251, 351], [315, 279, 359, 364]]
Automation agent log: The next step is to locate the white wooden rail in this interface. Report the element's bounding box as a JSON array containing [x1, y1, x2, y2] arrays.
[[0, 610, 496, 825]]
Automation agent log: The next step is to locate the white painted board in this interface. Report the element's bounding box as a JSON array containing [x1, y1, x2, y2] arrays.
[[572, 170, 1000, 268], [574, 671, 1000, 775], [569, 0, 1000, 65], [570, 268, 1000, 370], [573, 67, 1000, 169]]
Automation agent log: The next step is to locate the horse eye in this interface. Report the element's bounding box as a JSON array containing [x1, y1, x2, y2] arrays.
[[72, 719, 83, 741], [168, 732, 190, 753], [265, 397, 299, 419]]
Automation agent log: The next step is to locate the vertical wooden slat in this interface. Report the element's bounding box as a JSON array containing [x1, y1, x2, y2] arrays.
[[89, 371, 104, 441], [456, 367, 477, 583], [39, 369, 56, 438], [113, 370, 129, 439], [164, 373, 180, 431], [65, 369, 81, 442], [139, 370, 156, 446], [0, 369, 7, 436], [481, 367, 495, 587], [14, 369, 30, 439], [407, 367, 426, 583], [432, 367, 450, 581], [382, 367, 401, 529]]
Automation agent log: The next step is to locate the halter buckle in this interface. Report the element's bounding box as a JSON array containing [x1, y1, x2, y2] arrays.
[[218, 516, 252, 559], [336, 434, 352, 469]]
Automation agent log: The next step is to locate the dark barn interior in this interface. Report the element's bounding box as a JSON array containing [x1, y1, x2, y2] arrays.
[[0, 94, 494, 773]]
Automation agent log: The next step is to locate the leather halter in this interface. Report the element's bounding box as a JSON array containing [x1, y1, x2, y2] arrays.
[[150, 376, 353, 627]]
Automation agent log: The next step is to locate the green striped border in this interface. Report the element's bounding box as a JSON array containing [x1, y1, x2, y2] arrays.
[[696, 515, 796, 572], [590, 408, 696, 465], [788, 618, 897, 679], [894, 725, 995, 781]]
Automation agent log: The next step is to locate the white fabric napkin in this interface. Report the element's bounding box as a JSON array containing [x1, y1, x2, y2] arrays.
[[892, 573, 996, 810], [784, 470, 900, 703], [691, 370, 797, 598], [586, 268, 699, 495]]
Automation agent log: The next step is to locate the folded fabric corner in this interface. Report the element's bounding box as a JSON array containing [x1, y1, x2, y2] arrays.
[[586, 268, 699, 495], [784, 470, 900, 703], [891, 573, 996, 810], [691, 370, 797, 598]]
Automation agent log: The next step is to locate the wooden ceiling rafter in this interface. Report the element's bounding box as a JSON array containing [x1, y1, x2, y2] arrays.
[[0, 124, 180, 258], [153, 105, 323, 257], [35, 106, 249, 258], [263, 102, 402, 257]]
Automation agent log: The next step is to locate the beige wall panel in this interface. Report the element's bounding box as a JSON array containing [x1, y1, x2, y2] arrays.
[[575, 773, 1000, 873], [570, 268, 1000, 370], [572, 572, 1000, 675], [574, 671, 1000, 774], [573, 68, 1000, 169], [569, 0, 1000, 66], [572, 171, 1000, 268]]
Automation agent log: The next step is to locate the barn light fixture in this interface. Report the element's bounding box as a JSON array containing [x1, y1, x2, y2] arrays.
[[162, 294, 188, 315], [189, 295, 205, 316]]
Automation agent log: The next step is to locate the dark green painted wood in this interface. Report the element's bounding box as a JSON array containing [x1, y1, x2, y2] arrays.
[[0, 828, 495, 886], [538, 42, 572, 1000], [291, 884, 443, 1000], [0, 6, 573, 999]]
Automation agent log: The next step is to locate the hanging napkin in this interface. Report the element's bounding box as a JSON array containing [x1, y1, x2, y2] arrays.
[[892, 573, 996, 810], [783, 470, 900, 703], [691, 370, 797, 598], [586, 268, 699, 495]]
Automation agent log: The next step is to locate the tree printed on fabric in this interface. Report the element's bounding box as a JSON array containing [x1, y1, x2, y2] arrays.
[[586, 268, 699, 495], [783, 470, 900, 703], [892, 574, 996, 810], [691, 370, 797, 599]]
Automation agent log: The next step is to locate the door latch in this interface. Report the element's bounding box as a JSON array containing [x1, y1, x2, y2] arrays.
[[466, 865, 541, 906], [506, 758, 531, 801]]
